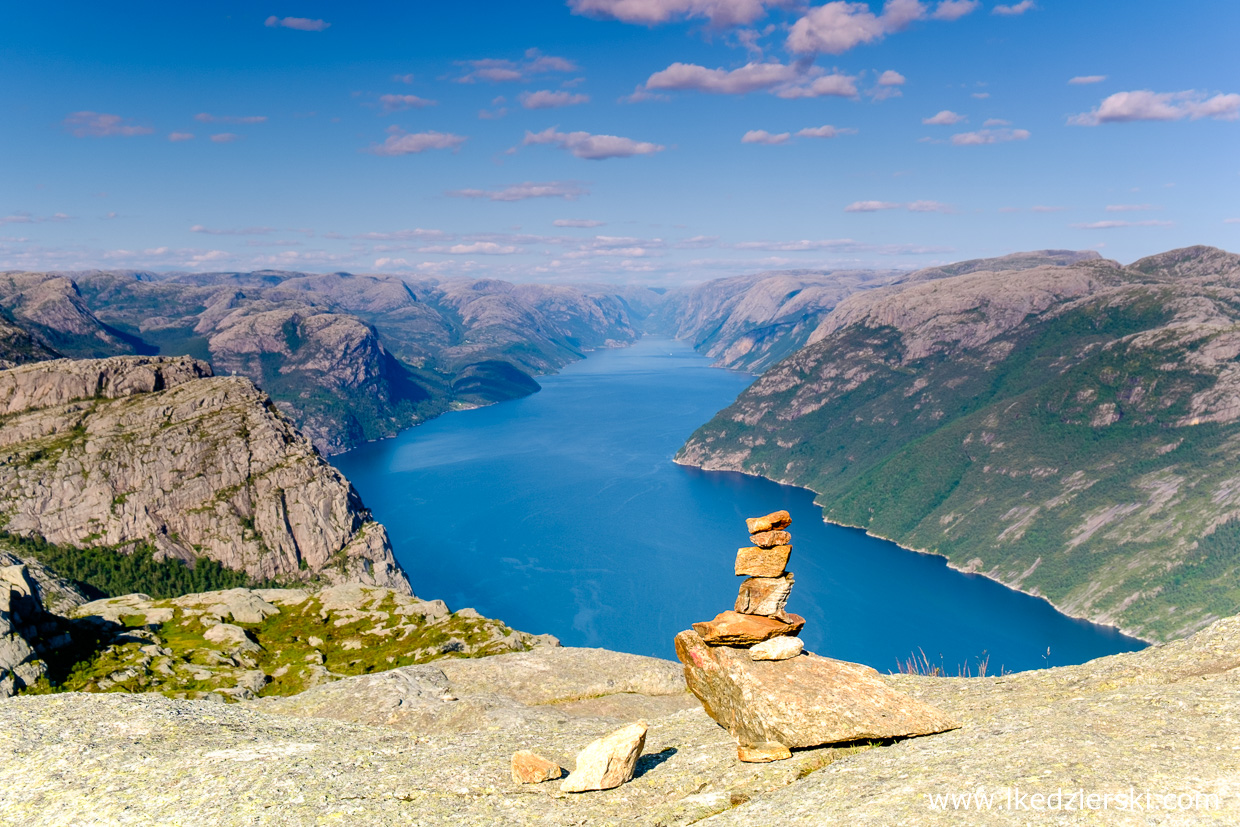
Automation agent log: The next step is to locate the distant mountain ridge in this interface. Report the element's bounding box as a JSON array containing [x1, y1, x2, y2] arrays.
[[0, 270, 653, 453], [678, 246, 1240, 642]]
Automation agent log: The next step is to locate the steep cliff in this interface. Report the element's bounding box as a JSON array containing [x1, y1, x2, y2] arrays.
[[680, 246, 1240, 642], [0, 355, 410, 593]]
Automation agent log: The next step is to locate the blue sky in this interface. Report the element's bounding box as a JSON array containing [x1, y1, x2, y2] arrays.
[[2, 1, 1237, 284]]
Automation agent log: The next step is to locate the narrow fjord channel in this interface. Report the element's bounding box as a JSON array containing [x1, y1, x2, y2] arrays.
[[333, 336, 1145, 672]]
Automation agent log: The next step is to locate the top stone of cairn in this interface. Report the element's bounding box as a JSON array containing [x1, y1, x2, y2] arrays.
[[746, 510, 792, 535]]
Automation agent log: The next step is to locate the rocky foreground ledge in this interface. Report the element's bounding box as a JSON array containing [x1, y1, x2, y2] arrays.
[[3, 614, 1239, 826]]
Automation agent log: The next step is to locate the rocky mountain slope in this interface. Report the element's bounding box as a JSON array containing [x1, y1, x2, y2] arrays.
[[0, 355, 409, 593], [0, 270, 650, 453], [679, 246, 1240, 642], [653, 269, 901, 372], [3, 610, 1238, 824]]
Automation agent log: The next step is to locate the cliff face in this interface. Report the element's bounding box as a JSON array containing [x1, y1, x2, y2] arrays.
[[679, 246, 1240, 642], [0, 356, 410, 593], [0, 270, 643, 453]]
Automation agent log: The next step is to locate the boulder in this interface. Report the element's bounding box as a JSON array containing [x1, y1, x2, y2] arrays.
[[748, 530, 792, 549], [692, 611, 804, 646], [512, 750, 563, 783], [560, 722, 648, 793], [675, 629, 958, 748], [737, 742, 792, 763], [734, 545, 791, 577], [734, 573, 794, 617], [749, 636, 804, 661], [745, 511, 792, 534]]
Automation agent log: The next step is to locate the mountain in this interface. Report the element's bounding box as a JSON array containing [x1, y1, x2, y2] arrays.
[[652, 269, 902, 373], [679, 246, 1240, 642], [0, 355, 409, 593], [0, 270, 647, 453]]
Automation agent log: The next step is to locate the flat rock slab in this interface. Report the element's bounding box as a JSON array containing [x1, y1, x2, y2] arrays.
[[748, 530, 792, 549], [735, 545, 791, 577], [675, 630, 958, 748], [750, 636, 804, 661], [512, 750, 562, 783], [692, 611, 805, 646], [746, 511, 792, 534]]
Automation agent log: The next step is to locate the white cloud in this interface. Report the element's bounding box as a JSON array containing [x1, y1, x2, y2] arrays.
[[1070, 90, 1240, 125], [931, 0, 978, 20], [447, 182, 589, 201], [923, 109, 966, 125], [1069, 75, 1107, 85], [646, 61, 801, 94], [0, 212, 72, 226], [567, 0, 779, 26], [742, 129, 791, 144], [522, 127, 664, 160], [644, 61, 856, 99], [845, 200, 953, 212], [845, 200, 904, 212], [421, 242, 520, 255], [1073, 220, 1174, 229], [190, 225, 274, 235], [368, 127, 467, 156], [971, 91, 990, 99], [907, 200, 954, 212], [392, 74, 415, 85], [1225, 218, 1240, 225], [1105, 204, 1154, 212], [355, 228, 448, 241], [950, 127, 1030, 145], [787, 0, 971, 55], [553, 219, 606, 227], [982, 118, 1010, 126], [1031, 205, 1069, 213], [796, 124, 856, 138], [877, 70, 906, 86], [777, 73, 858, 98], [195, 113, 268, 124], [520, 90, 591, 109], [63, 111, 153, 138], [379, 94, 437, 112], [992, 1, 1035, 15], [210, 133, 240, 143], [264, 16, 330, 31], [374, 257, 412, 269], [168, 132, 194, 142], [456, 49, 578, 83]]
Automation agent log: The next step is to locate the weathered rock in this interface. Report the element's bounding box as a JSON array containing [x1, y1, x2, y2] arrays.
[[734, 573, 794, 617], [737, 742, 792, 763], [747, 530, 792, 549], [734, 545, 791, 577], [202, 623, 263, 655], [692, 611, 805, 646], [0, 565, 53, 697], [745, 511, 791, 534], [749, 636, 804, 661], [560, 721, 648, 793], [0, 356, 411, 594], [675, 629, 957, 748], [511, 750, 563, 783]]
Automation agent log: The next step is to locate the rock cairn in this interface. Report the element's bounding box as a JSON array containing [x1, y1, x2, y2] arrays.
[[675, 509, 959, 763], [691, 510, 805, 649]]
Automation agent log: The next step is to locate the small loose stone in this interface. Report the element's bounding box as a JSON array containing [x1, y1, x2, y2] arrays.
[[737, 742, 792, 763], [749, 530, 792, 549], [750, 636, 804, 661], [745, 511, 792, 534], [511, 750, 562, 784]]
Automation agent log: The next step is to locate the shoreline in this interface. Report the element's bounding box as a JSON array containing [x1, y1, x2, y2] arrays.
[[672, 456, 1154, 647]]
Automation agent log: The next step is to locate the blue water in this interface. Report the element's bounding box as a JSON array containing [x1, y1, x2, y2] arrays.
[[333, 336, 1146, 672]]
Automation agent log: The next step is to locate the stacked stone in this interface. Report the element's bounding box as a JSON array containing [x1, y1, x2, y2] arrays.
[[689, 509, 805, 656]]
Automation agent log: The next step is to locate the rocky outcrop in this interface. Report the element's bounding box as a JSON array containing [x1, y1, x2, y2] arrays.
[[3, 613, 1240, 824], [679, 246, 1240, 642], [0, 272, 137, 359], [60, 583, 548, 700], [560, 721, 648, 792], [0, 564, 58, 696], [0, 355, 409, 592]]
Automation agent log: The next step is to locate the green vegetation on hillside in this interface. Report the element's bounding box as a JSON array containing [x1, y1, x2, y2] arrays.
[[0, 531, 281, 600]]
